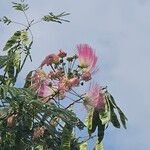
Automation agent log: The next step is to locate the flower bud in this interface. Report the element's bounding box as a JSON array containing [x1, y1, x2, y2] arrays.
[[40, 54, 60, 68], [52, 55, 60, 64], [70, 77, 80, 87], [81, 72, 92, 81], [58, 50, 67, 58]]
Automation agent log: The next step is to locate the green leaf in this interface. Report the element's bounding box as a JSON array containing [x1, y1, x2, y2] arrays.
[[87, 108, 94, 130], [42, 12, 70, 24], [24, 71, 33, 88], [87, 108, 99, 135], [12, 2, 29, 12], [4, 62, 15, 80], [0, 55, 8, 69], [0, 107, 9, 119], [86, 108, 105, 141], [20, 31, 29, 45], [106, 92, 127, 129], [61, 124, 73, 150], [35, 145, 44, 150], [93, 140, 104, 150], [110, 104, 120, 128], [117, 108, 128, 129], [0, 85, 35, 100], [0, 75, 6, 84], [0, 16, 12, 25], [0, 85, 8, 99], [99, 111, 110, 125], [1, 51, 20, 83], [99, 97, 111, 125], [3, 31, 21, 51], [97, 123, 105, 143], [80, 142, 88, 150], [13, 51, 21, 69], [91, 109, 101, 132]]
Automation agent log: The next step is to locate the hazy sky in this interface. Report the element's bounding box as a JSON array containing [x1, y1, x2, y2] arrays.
[[1, 0, 150, 149]]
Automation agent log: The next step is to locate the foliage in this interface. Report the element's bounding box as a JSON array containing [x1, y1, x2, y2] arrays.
[[42, 12, 70, 24], [12, 1, 29, 12], [0, 16, 12, 25], [0, 0, 127, 149]]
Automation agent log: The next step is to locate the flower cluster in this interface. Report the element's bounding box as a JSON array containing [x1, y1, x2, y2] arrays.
[[31, 44, 105, 110]]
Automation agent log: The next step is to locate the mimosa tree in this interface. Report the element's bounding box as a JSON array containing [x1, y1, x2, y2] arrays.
[[0, 1, 127, 149]]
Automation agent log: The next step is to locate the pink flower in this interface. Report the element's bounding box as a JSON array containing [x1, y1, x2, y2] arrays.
[[58, 77, 71, 91], [31, 69, 55, 98], [40, 54, 59, 68], [77, 44, 98, 72], [58, 50, 67, 58], [85, 84, 105, 110], [31, 69, 47, 90], [38, 80, 53, 97], [57, 79, 67, 100]]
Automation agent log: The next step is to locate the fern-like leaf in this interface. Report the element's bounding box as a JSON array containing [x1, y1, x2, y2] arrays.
[[61, 124, 73, 150]]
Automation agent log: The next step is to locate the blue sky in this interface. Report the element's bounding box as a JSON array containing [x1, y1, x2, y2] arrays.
[[1, 0, 150, 149]]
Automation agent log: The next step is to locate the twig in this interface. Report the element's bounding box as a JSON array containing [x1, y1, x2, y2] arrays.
[[11, 20, 27, 27], [50, 64, 56, 72], [30, 19, 43, 26], [71, 89, 85, 99], [65, 97, 83, 109]]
